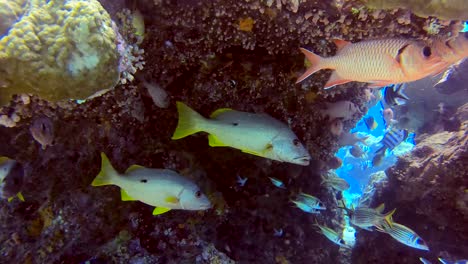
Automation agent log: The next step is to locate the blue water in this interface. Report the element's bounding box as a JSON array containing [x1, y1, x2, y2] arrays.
[[333, 92, 415, 204]]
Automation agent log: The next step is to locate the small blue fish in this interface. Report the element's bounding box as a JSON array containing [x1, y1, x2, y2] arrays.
[[236, 175, 248, 187], [269, 177, 286, 189], [438, 258, 468, 264], [420, 257, 432, 264], [274, 228, 283, 237]]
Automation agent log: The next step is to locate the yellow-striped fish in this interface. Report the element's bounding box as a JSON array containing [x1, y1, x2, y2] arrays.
[[376, 221, 429, 251], [296, 38, 444, 89], [172, 102, 311, 165], [346, 203, 396, 230], [92, 153, 212, 215], [314, 221, 350, 248]]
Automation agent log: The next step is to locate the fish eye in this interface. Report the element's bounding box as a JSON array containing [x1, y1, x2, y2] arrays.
[[293, 139, 300, 146], [422, 46, 431, 57], [415, 238, 424, 245], [195, 190, 202, 198]]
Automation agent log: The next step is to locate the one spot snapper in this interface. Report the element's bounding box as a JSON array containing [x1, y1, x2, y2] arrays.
[[91, 153, 212, 215], [172, 102, 311, 166]]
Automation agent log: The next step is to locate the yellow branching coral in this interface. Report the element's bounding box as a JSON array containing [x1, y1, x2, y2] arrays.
[[0, 0, 120, 105]]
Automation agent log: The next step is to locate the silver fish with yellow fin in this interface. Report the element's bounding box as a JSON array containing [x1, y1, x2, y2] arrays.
[[321, 172, 350, 191], [172, 102, 311, 165], [314, 221, 350, 248], [343, 203, 396, 230], [91, 153, 212, 215], [376, 221, 429, 251]]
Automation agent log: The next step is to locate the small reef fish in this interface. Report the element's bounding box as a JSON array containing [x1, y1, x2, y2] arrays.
[[372, 151, 385, 167], [29, 116, 54, 150], [321, 101, 359, 121], [269, 177, 286, 189], [92, 153, 212, 215], [376, 221, 429, 251], [438, 258, 468, 264], [314, 221, 349, 248], [364, 116, 377, 131], [329, 118, 344, 136], [344, 203, 396, 230], [420, 257, 432, 264], [338, 132, 368, 147], [321, 172, 350, 191], [274, 228, 283, 237], [296, 38, 444, 89], [236, 175, 248, 187], [291, 192, 326, 213], [349, 144, 364, 158], [382, 108, 396, 128], [376, 127, 409, 153], [0, 157, 25, 202], [172, 102, 311, 166], [383, 84, 409, 107]]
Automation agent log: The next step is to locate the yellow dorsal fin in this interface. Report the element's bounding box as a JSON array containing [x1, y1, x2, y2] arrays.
[[210, 108, 233, 119], [16, 192, 25, 202], [383, 208, 396, 226], [375, 203, 385, 213], [0, 156, 10, 165], [153, 207, 171, 215], [121, 189, 137, 201], [165, 196, 179, 204], [332, 39, 351, 52], [125, 164, 144, 174], [208, 134, 227, 147]]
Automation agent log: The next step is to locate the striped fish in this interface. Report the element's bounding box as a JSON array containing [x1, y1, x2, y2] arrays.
[[314, 221, 349, 248], [291, 192, 326, 213], [377, 128, 409, 153], [321, 172, 350, 191], [376, 221, 429, 251], [348, 203, 396, 230], [296, 38, 445, 89], [383, 84, 409, 107]]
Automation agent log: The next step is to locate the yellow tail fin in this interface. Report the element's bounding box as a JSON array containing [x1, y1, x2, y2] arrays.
[[171, 102, 206, 140], [91, 152, 117, 186], [383, 208, 396, 225]]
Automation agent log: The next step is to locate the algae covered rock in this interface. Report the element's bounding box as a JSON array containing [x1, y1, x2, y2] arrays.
[[0, 0, 120, 105], [364, 0, 468, 20]]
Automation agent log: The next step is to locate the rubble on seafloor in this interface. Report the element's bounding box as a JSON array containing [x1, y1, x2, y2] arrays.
[[0, 0, 467, 263]]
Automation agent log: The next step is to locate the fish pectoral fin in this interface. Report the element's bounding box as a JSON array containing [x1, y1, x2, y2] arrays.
[[208, 134, 228, 147], [324, 71, 351, 89], [121, 189, 137, 201], [153, 207, 171, 215], [16, 192, 25, 202], [210, 108, 233, 118], [165, 196, 179, 204], [331, 39, 351, 52], [125, 164, 145, 174]]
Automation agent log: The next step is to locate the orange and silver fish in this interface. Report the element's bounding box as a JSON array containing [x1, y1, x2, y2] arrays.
[[296, 38, 445, 89]]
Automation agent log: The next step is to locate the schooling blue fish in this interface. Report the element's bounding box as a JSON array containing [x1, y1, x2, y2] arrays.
[[383, 84, 409, 107], [438, 258, 468, 264]]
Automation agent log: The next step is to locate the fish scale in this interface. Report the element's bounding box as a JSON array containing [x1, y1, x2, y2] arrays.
[[328, 39, 409, 82]]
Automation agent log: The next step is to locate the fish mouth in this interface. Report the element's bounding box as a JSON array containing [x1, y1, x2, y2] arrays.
[[293, 156, 311, 165]]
